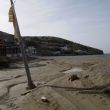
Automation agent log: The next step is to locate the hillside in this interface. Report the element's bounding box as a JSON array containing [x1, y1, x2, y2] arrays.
[[23, 36, 103, 55], [0, 31, 103, 56], [0, 31, 14, 42]]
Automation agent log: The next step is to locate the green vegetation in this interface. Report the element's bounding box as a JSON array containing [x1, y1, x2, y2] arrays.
[[0, 31, 103, 56], [23, 36, 103, 55]]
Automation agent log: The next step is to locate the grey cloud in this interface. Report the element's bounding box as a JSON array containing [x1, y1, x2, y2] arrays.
[[0, 0, 110, 53]]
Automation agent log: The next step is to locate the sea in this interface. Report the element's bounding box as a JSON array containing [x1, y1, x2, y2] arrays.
[[104, 53, 110, 56]]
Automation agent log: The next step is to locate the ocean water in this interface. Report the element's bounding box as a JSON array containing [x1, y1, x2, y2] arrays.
[[104, 53, 110, 56]]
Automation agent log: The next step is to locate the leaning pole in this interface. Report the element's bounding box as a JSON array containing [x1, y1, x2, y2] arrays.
[[10, 0, 36, 89]]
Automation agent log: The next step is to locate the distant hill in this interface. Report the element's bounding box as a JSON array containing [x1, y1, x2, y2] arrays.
[[0, 31, 103, 56], [0, 31, 14, 42]]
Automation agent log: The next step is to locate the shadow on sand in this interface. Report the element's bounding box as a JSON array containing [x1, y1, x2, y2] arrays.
[[45, 84, 110, 95], [21, 84, 110, 96]]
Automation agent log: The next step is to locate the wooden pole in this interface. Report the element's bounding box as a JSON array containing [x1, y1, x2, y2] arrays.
[[10, 0, 36, 89]]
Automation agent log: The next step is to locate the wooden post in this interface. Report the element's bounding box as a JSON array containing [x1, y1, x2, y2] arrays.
[[10, 0, 36, 89]]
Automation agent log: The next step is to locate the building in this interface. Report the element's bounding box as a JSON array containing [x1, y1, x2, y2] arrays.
[[25, 46, 37, 56], [0, 38, 6, 56], [5, 41, 20, 57], [0, 35, 20, 57]]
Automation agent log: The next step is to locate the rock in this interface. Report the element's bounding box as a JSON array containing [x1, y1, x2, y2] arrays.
[[103, 87, 110, 95], [68, 74, 80, 81], [84, 75, 89, 79], [41, 96, 49, 103]]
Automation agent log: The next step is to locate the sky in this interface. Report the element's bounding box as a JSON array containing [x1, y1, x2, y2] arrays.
[[0, 0, 110, 53]]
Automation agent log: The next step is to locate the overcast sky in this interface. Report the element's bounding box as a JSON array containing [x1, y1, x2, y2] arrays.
[[0, 0, 110, 53]]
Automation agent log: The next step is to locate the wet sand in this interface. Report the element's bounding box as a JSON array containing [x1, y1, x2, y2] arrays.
[[0, 55, 110, 110]]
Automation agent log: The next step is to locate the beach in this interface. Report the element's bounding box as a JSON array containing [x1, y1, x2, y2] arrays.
[[0, 55, 110, 110]]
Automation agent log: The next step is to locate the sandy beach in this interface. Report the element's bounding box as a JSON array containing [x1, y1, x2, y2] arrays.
[[0, 55, 110, 110]]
